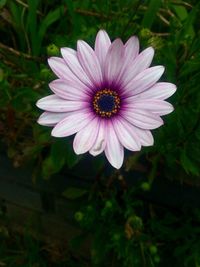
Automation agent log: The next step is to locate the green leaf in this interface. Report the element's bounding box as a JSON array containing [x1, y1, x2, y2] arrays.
[[50, 140, 68, 168], [41, 139, 82, 178], [42, 140, 67, 179], [0, 0, 7, 9], [142, 0, 162, 29], [62, 187, 88, 200], [172, 5, 188, 21], [180, 149, 199, 176], [172, 3, 198, 42], [27, 0, 40, 55], [37, 6, 64, 55], [65, 141, 82, 169], [11, 87, 40, 111], [8, 1, 26, 51], [63, 0, 82, 35], [42, 156, 56, 179]]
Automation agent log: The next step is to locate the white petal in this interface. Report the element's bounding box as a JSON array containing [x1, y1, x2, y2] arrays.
[[121, 47, 154, 87], [125, 99, 174, 115], [36, 95, 86, 112], [133, 127, 154, 146], [104, 122, 124, 169], [61, 48, 93, 87], [49, 79, 90, 101], [95, 30, 111, 70], [122, 109, 164, 129], [104, 39, 124, 85], [37, 111, 70, 126], [51, 109, 94, 137], [113, 118, 141, 151], [116, 37, 140, 84], [73, 118, 99, 154], [48, 57, 83, 85], [89, 119, 106, 156], [123, 66, 165, 96], [77, 40, 103, 86], [132, 82, 177, 100], [125, 36, 139, 61]]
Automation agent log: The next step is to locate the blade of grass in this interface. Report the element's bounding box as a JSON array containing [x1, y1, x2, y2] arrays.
[[172, 3, 198, 41], [27, 0, 39, 55], [63, 0, 82, 35], [8, 1, 26, 51], [37, 6, 65, 55], [142, 0, 162, 29]]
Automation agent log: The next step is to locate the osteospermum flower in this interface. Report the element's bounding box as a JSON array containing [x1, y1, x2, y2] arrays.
[[36, 30, 176, 169]]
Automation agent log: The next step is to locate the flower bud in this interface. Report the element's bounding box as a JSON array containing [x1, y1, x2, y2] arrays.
[[149, 245, 158, 255], [74, 211, 84, 222], [141, 182, 151, 191], [105, 200, 113, 209], [47, 44, 59, 56]]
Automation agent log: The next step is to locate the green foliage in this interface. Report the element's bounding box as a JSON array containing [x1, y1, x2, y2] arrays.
[[142, 0, 162, 29], [0, 225, 88, 266], [72, 183, 200, 267]]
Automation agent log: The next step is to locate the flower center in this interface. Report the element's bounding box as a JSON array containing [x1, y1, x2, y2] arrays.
[[93, 89, 120, 118]]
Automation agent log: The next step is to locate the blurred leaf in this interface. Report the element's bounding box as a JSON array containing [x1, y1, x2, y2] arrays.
[[42, 156, 54, 179], [65, 141, 82, 169], [42, 140, 67, 178], [62, 187, 88, 200], [0, 0, 6, 9], [63, 0, 82, 35], [50, 140, 67, 168], [173, 3, 198, 42], [37, 6, 64, 55], [172, 5, 188, 21], [142, 0, 162, 29], [180, 149, 199, 176], [11, 87, 40, 111], [8, 1, 26, 50], [41, 139, 82, 178], [27, 0, 39, 55]]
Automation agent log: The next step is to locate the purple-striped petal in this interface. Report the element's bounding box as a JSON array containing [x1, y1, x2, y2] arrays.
[[132, 82, 177, 100], [37, 111, 70, 126], [89, 119, 106, 156], [73, 118, 99, 154], [61, 48, 93, 87], [49, 79, 91, 101], [132, 127, 154, 146], [48, 57, 83, 86], [77, 40, 103, 86], [124, 99, 174, 115], [123, 66, 165, 96], [116, 37, 140, 84], [95, 30, 111, 71], [122, 109, 164, 129], [121, 47, 155, 87], [124, 36, 139, 61], [113, 118, 141, 151], [51, 109, 94, 137], [104, 122, 124, 169], [104, 39, 124, 85], [36, 95, 86, 112]]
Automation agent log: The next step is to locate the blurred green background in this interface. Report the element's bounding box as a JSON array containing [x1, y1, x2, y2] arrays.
[[0, 0, 200, 266]]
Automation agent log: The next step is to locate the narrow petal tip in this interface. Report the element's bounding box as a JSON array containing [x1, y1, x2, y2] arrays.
[[36, 99, 42, 109]]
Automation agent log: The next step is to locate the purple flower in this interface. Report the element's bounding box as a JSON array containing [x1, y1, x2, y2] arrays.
[[36, 30, 176, 169]]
